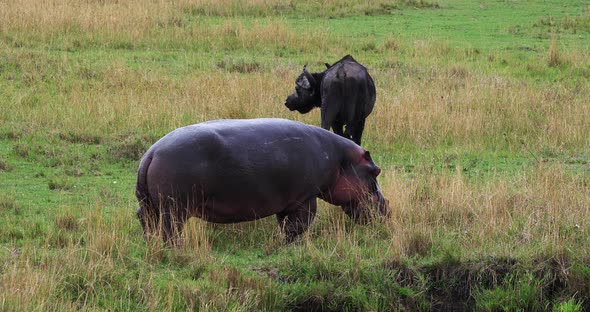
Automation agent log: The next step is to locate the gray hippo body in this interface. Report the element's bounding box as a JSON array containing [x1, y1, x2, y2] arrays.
[[136, 118, 388, 243]]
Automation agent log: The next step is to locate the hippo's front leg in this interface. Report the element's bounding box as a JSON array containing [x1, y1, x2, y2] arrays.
[[277, 196, 318, 243]]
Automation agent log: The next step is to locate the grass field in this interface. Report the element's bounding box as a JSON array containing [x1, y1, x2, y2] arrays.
[[1, 0, 589, 310]]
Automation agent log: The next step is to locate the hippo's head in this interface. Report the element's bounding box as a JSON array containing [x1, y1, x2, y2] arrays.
[[285, 66, 322, 114], [328, 149, 390, 223]]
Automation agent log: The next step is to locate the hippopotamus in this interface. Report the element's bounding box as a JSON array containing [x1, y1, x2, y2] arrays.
[[135, 118, 389, 243]]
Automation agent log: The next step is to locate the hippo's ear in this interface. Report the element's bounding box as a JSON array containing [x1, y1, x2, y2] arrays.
[[325, 62, 331, 69]]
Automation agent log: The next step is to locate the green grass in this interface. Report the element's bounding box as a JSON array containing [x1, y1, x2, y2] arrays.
[[1, 0, 589, 310]]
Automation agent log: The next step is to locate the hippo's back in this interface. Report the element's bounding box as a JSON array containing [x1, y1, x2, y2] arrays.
[[149, 118, 334, 160]]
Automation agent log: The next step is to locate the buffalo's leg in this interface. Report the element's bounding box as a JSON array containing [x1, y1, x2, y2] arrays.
[[349, 118, 366, 145], [321, 103, 339, 132], [343, 125, 352, 141], [332, 120, 344, 137], [276, 197, 317, 243], [320, 117, 332, 131]]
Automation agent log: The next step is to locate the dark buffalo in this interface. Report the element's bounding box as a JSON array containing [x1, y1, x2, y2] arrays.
[[136, 118, 389, 243], [285, 55, 376, 145]]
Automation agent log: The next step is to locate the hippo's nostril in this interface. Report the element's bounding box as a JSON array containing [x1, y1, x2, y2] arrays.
[[374, 166, 381, 176]]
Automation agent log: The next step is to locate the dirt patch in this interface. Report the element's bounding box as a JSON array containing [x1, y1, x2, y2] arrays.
[[55, 131, 102, 144], [0, 157, 13, 171], [425, 257, 517, 311], [385, 256, 519, 311], [383, 254, 590, 310]]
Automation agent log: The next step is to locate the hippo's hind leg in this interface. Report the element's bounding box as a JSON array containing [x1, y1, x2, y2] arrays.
[[137, 207, 149, 239], [159, 196, 189, 245], [137, 204, 161, 241], [276, 196, 318, 243]]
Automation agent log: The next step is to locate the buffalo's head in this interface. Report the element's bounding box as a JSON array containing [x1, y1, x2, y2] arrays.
[[285, 66, 322, 114], [327, 149, 390, 223]]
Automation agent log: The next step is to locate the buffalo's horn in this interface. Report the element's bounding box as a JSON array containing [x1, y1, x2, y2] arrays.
[[303, 65, 316, 87]]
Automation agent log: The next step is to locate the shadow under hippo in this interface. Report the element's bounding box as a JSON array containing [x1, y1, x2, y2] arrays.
[[135, 118, 389, 244]]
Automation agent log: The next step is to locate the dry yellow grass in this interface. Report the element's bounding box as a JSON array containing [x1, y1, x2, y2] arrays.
[[548, 35, 561, 67], [0, 0, 198, 36], [1, 0, 589, 310], [373, 66, 590, 149], [3, 58, 589, 150], [381, 164, 590, 258], [2, 0, 584, 149]]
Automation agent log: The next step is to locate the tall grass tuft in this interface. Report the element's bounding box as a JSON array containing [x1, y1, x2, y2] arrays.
[[548, 35, 561, 67]]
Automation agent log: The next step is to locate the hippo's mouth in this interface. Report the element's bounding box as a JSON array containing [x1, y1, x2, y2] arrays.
[[341, 191, 389, 224], [374, 192, 390, 216]]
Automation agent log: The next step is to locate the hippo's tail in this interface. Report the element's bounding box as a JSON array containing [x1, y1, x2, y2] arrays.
[[136, 150, 157, 239], [135, 151, 157, 230], [136, 150, 154, 212]]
